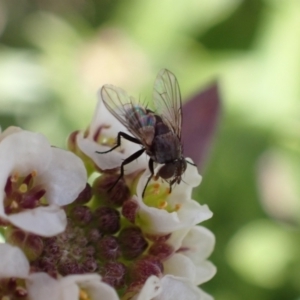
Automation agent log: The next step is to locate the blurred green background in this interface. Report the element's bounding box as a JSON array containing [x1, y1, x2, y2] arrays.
[[1, 0, 300, 299]]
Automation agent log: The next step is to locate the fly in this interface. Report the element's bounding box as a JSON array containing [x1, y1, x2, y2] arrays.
[[97, 69, 195, 196]]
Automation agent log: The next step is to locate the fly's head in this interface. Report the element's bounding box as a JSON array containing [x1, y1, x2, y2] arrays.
[[157, 157, 187, 187]]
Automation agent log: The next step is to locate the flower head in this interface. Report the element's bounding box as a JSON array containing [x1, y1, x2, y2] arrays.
[[135, 159, 212, 235], [70, 93, 147, 174], [0, 128, 87, 236]]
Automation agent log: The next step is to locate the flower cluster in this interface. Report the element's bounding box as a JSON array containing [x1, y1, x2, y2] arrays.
[[0, 88, 216, 299]]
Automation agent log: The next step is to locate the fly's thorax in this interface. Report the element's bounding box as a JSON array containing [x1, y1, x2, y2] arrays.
[[152, 132, 182, 164], [157, 157, 187, 182]]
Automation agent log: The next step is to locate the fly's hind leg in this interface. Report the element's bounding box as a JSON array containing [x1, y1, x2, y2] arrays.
[[142, 158, 154, 198], [96, 131, 142, 154], [108, 148, 145, 192]]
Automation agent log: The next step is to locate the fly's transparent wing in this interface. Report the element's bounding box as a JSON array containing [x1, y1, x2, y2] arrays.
[[153, 69, 182, 139], [101, 84, 133, 128], [101, 84, 156, 144]]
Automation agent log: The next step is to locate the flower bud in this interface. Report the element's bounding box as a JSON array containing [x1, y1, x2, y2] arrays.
[[101, 261, 127, 289], [130, 256, 163, 282], [87, 228, 102, 244], [93, 174, 130, 207], [74, 183, 93, 205], [71, 206, 93, 225], [97, 236, 120, 260], [148, 242, 174, 260], [82, 257, 98, 272], [119, 227, 148, 260], [94, 206, 120, 234], [6, 228, 43, 261], [122, 199, 139, 223]]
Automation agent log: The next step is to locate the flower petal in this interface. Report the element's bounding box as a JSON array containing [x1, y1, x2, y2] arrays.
[[8, 205, 67, 237], [163, 253, 196, 283], [0, 243, 29, 278], [0, 126, 22, 143], [181, 226, 215, 261], [135, 275, 162, 300], [137, 197, 212, 235], [60, 274, 120, 300], [27, 273, 62, 300], [195, 260, 217, 285], [76, 95, 147, 172], [0, 130, 52, 178], [156, 275, 213, 300], [37, 147, 87, 206]]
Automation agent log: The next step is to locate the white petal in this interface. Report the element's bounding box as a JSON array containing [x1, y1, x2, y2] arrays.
[[137, 197, 212, 235], [0, 130, 52, 177], [0, 243, 29, 278], [181, 226, 215, 261], [38, 147, 87, 206], [27, 273, 62, 300], [8, 205, 67, 237], [88, 93, 125, 139], [163, 253, 196, 283], [155, 275, 211, 300], [76, 131, 147, 173], [195, 261, 217, 285], [61, 274, 119, 300], [0, 126, 22, 143], [135, 275, 162, 300], [182, 158, 202, 188], [76, 95, 147, 173]]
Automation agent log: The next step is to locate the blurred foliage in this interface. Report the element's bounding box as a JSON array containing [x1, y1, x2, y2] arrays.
[[1, 0, 300, 299]]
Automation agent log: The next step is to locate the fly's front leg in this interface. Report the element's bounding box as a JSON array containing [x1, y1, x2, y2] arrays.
[[108, 148, 145, 192], [186, 160, 197, 167], [96, 131, 142, 154], [168, 177, 178, 194], [142, 159, 154, 198]]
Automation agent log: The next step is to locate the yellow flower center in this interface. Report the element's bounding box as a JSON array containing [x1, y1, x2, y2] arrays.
[[143, 183, 181, 213]]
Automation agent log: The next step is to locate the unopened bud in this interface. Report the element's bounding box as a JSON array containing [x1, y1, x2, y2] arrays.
[[94, 206, 120, 234], [97, 236, 120, 260], [93, 175, 130, 207], [122, 199, 139, 223], [101, 261, 127, 289], [119, 227, 148, 260], [6, 228, 43, 261]]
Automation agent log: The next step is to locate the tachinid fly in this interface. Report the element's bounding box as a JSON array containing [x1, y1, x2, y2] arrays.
[[97, 69, 195, 196]]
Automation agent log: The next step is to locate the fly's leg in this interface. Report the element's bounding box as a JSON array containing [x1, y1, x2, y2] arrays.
[[96, 131, 142, 154], [108, 148, 145, 192], [142, 158, 154, 198], [168, 177, 178, 194], [186, 160, 197, 167]]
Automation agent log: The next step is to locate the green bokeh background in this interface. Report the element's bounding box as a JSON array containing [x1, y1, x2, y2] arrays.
[[1, 0, 300, 299]]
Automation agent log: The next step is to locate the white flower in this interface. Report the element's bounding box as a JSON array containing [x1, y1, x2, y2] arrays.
[[135, 275, 213, 300], [0, 243, 30, 278], [75, 93, 147, 173], [27, 273, 120, 300], [0, 244, 119, 300], [164, 226, 216, 285], [0, 128, 87, 236], [135, 159, 212, 234]]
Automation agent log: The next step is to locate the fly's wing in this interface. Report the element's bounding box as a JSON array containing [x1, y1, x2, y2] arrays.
[[101, 84, 155, 145], [152, 69, 182, 139]]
